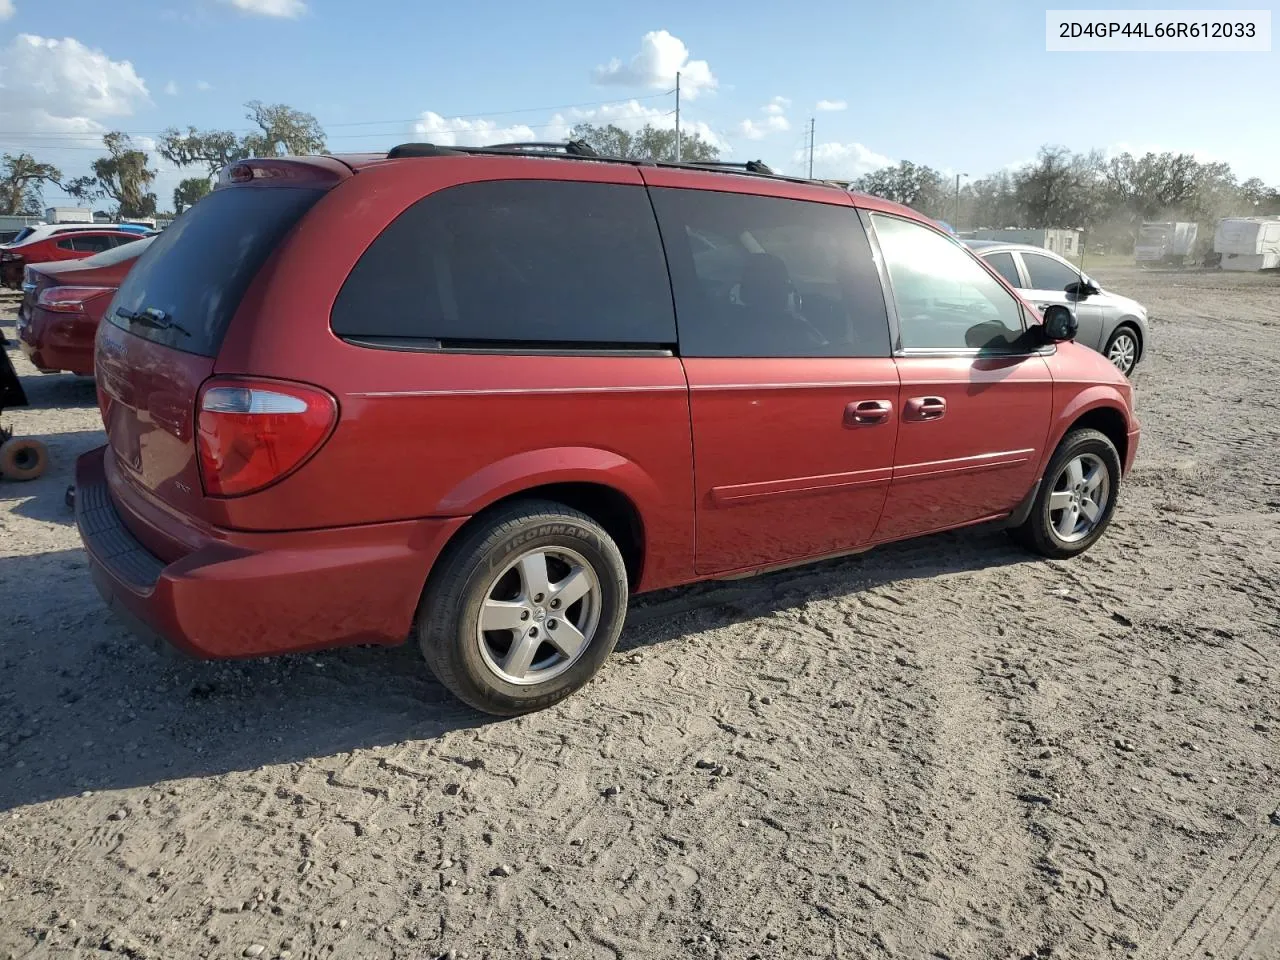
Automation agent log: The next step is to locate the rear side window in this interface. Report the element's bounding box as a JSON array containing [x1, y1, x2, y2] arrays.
[[71, 234, 116, 253], [649, 188, 890, 358], [983, 251, 1023, 288], [79, 236, 153, 268], [109, 186, 325, 357], [332, 180, 676, 348]]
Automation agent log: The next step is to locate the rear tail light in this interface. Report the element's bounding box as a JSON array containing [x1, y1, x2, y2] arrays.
[[36, 286, 113, 314], [196, 377, 338, 497]]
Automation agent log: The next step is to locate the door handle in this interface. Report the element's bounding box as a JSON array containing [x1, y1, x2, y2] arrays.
[[904, 396, 946, 422], [845, 399, 893, 427]]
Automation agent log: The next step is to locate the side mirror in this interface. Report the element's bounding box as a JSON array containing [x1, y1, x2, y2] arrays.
[[1041, 304, 1078, 343], [1065, 280, 1099, 299]]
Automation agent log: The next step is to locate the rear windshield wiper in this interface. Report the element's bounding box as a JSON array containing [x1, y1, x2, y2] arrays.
[[115, 306, 189, 337]]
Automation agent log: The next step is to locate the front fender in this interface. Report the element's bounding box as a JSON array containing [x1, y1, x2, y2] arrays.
[[1042, 385, 1134, 472], [434, 446, 666, 518]]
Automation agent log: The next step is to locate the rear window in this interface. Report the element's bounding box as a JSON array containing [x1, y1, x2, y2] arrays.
[[108, 185, 324, 357], [331, 180, 676, 349]]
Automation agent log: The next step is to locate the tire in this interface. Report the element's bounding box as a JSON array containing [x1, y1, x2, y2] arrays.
[[1012, 428, 1122, 560], [0, 437, 49, 481], [415, 500, 629, 715], [1104, 324, 1141, 376]]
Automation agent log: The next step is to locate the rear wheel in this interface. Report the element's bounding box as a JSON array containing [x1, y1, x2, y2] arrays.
[[1012, 428, 1121, 559], [415, 500, 628, 715], [1105, 325, 1141, 375], [0, 437, 49, 481]]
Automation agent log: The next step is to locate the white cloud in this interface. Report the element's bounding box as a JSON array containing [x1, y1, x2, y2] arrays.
[[764, 96, 790, 116], [796, 142, 893, 180], [816, 99, 847, 112], [164, 80, 179, 96], [196, 80, 212, 91], [567, 98, 722, 149], [0, 0, 15, 21], [740, 114, 790, 141], [0, 34, 149, 119], [412, 111, 538, 147], [224, 0, 305, 17], [593, 30, 717, 99], [0, 34, 149, 149], [412, 98, 724, 154]]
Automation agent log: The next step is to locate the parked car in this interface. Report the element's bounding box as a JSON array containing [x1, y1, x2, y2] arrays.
[[75, 146, 1139, 716], [17, 236, 154, 376], [1, 230, 146, 290], [962, 240, 1149, 375], [1, 223, 105, 248]]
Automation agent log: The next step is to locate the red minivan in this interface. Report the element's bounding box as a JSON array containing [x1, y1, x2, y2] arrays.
[[75, 143, 1139, 715], [18, 237, 153, 376]]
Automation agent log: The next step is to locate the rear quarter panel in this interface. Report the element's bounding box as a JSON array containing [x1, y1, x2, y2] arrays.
[[209, 158, 696, 592]]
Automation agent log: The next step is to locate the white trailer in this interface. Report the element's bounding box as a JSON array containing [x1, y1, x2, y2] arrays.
[[43, 206, 93, 224], [1135, 221, 1198, 265], [1215, 217, 1280, 271]]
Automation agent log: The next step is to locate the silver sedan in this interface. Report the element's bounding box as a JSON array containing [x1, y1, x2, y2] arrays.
[[964, 240, 1149, 375]]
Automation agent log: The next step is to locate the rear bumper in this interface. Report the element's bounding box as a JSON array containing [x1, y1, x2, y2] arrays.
[[1125, 427, 1140, 474], [75, 445, 469, 659], [17, 306, 96, 376]]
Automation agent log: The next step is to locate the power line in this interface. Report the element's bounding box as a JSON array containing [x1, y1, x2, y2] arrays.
[[0, 91, 674, 141]]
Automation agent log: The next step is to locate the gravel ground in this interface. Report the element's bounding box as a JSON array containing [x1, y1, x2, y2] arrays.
[[1, 267, 1278, 960]]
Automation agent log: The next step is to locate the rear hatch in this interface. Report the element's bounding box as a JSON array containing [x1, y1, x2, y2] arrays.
[[96, 164, 339, 521]]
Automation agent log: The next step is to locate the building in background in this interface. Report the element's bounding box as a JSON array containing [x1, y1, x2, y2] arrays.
[[973, 228, 1081, 256]]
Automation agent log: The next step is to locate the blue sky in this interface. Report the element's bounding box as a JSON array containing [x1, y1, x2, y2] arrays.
[[0, 0, 1274, 212]]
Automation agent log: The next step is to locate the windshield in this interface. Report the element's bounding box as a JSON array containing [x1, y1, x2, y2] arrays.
[[9, 227, 36, 244]]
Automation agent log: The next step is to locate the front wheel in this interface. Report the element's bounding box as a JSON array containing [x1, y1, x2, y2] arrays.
[[1012, 428, 1122, 559], [415, 500, 629, 715], [1104, 325, 1141, 376]]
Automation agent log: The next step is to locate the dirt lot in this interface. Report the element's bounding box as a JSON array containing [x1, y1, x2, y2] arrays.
[[1, 267, 1278, 960]]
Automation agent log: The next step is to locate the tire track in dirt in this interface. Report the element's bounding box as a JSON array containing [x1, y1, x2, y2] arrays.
[[1137, 830, 1280, 960]]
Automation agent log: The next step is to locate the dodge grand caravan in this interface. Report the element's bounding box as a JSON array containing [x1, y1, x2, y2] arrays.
[[75, 142, 1139, 715]]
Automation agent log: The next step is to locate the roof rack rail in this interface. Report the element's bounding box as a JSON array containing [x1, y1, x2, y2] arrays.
[[684, 159, 775, 175], [484, 139, 599, 157], [383, 141, 830, 189]]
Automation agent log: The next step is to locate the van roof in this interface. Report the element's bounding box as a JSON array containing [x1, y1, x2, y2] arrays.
[[322, 142, 926, 222]]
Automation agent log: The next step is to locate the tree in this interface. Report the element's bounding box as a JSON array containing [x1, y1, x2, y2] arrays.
[[852, 161, 947, 217], [570, 123, 720, 163], [65, 132, 158, 219], [156, 126, 244, 176], [1011, 145, 1104, 229], [241, 101, 326, 157], [173, 177, 212, 214], [0, 153, 63, 216], [968, 171, 1020, 228], [157, 101, 327, 177]]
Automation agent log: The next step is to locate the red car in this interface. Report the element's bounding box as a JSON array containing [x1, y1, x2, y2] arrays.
[[1, 229, 145, 289], [75, 145, 1139, 715], [17, 237, 153, 376]]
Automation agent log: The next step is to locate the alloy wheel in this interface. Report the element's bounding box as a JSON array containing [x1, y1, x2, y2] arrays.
[[1048, 452, 1111, 543], [476, 547, 601, 685]]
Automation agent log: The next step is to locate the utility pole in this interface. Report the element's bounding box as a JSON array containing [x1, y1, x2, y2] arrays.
[[674, 72, 681, 163], [808, 117, 815, 179], [954, 172, 967, 228]]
